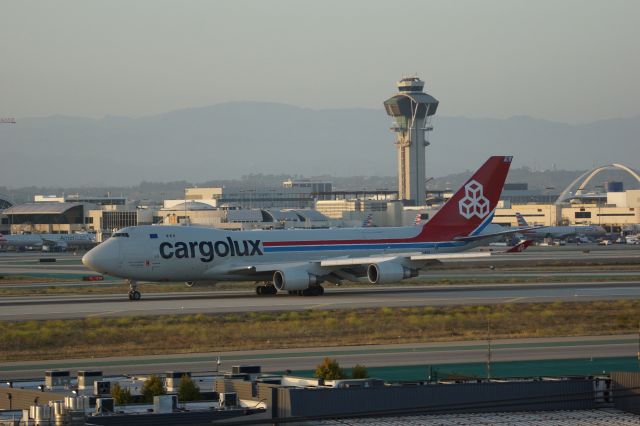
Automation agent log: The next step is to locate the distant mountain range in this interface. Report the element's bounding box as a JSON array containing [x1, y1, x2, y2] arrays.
[[1, 102, 639, 188]]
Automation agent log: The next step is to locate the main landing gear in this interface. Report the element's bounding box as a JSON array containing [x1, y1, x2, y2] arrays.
[[255, 284, 277, 295], [255, 283, 325, 296], [127, 280, 141, 301], [288, 286, 324, 297]]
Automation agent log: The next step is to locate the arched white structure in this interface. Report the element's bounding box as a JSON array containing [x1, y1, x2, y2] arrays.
[[556, 163, 640, 205]]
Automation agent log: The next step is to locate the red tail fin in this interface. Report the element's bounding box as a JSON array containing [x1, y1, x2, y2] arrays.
[[506, 239, 533, 253], [417, 156, 512, 241]]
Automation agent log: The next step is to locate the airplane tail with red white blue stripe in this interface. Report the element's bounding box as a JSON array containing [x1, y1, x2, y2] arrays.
[[515, 212, 529, 227]]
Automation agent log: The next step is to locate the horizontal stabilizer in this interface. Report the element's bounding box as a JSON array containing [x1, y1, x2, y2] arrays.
[[505, 240, 533, 253]]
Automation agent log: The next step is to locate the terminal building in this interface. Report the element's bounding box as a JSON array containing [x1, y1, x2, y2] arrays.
[[34, 194, 127, 206], [2, 202, 92, 234], [494, 164, 640, 231], [183, 184, 318, 210]]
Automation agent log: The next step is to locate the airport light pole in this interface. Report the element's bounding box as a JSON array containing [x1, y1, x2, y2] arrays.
[[486, 318, 492, 380]]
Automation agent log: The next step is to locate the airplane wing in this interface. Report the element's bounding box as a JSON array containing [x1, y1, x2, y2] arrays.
[[320, 251, 491, 267], [454, 226, 542, 242], [223, 240, 532, 283], [229, 251, 493, 281], [228, 262, 315, 274]]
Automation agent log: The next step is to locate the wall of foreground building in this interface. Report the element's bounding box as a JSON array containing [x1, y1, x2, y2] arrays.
[[611, 371, 640, 414], [277, 380, 594, 418]]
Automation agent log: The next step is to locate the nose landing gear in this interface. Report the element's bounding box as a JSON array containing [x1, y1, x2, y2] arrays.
[[127, 280, 141, 301]]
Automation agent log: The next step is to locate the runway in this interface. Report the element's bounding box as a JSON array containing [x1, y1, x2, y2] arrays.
[[1, 281, 639, 320], [0, 334, 635, 380], [3, 269, 640, 289]]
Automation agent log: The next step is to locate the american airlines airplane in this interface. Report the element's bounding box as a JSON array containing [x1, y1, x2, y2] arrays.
[[515, 213, 606, 239], [0, 233, 95, 251], [83, 156, 524, 300]]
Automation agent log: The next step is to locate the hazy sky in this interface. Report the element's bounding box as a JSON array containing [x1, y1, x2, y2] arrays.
[[1, 0, 639, 123]]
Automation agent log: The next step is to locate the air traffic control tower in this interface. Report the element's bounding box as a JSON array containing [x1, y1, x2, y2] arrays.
[[384, 77, 439, 206]]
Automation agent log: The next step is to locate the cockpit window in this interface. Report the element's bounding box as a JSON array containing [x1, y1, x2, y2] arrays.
[[112, 232, 130, 238]]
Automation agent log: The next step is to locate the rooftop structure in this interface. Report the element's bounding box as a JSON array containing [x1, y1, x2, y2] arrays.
[[184, 186, 316, 209], [34, 194, 127, 206], [282, 179, 332, 199], [1, 365, 639, 424], [161, 201, 215, 211]]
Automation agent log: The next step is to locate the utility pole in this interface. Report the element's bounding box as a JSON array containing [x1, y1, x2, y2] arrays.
[[486, 318, 492, 380]]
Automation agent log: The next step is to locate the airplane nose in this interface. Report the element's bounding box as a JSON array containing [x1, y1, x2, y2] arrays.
[[81, 251, 94, 269], [82, 240, 119, 273]]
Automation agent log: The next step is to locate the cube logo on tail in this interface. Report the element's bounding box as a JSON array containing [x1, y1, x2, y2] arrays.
[[458, 180, 490, 219]]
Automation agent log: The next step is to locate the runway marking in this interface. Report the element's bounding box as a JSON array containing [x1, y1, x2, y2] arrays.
[[308, 303, 334, 310], [578, 288, 640, 292], [87, 311, 122, 318]]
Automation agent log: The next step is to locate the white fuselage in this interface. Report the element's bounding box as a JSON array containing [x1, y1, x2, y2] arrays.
[[525, 225, 606, 239], [85, 224, 483, 282], [0, 233, 95, 249]]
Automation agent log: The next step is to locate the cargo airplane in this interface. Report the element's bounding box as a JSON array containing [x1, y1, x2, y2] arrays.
[[83, 156, 527, 300]]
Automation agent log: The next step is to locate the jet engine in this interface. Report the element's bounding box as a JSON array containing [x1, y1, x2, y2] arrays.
[[273, 268, 317, 291], [185, 280, 218, 287], [367, 261, 416, 284]]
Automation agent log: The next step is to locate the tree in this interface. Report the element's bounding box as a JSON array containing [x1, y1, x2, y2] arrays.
[[351, 364, 369, 379], [141, 375, 166, 402], [315, 357, 346, 380], [178, 375, 201, 401], [111, 382, 133, 405]]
